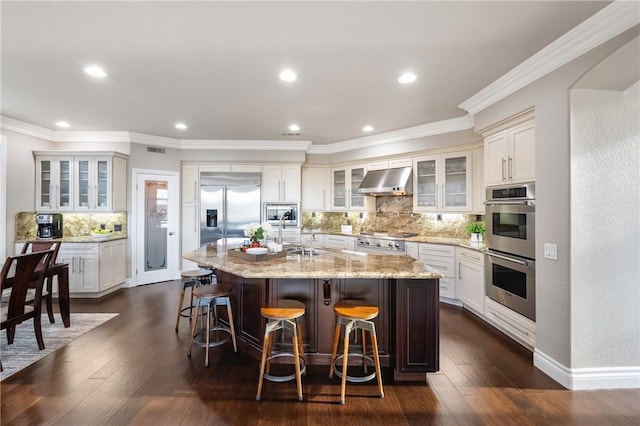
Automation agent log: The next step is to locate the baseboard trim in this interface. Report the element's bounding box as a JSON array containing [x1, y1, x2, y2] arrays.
[[534, 349, 640, 390]]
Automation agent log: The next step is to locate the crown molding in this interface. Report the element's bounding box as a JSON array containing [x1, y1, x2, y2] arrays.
[[128, 132, 179, 148], [459, 1, 640, 115], [307, 114, 474, 155], [0, 116, 132, 143], [179, 139, 312, 151]]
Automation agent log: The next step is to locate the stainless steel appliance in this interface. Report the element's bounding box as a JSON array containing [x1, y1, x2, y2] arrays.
[[358, 167, 413, 196], [263, 202, 300, 227], [200, 172, 261, 246], [356, 232, 415, 254], [36, 213, 63, 239], [486, 250, 536, 321], [485, 182, 535, 260], [484, 182, 536, 320]]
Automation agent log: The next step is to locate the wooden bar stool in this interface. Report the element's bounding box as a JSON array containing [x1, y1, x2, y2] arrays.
[[187, 283, 237, 367], [175, 269, 214, 332], [329, 300, 384, 404], [256, 300, 306, 402]]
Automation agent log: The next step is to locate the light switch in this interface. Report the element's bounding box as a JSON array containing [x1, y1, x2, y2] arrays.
[[544, 243, 558, 261]]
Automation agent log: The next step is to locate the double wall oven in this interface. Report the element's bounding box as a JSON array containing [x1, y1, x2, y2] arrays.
[[484, 182, 536, 321]]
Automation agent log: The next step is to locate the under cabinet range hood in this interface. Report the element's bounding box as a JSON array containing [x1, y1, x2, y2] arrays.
[[358, 167, 413, 196]]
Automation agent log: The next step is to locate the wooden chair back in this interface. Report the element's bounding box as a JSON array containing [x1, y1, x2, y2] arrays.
[[1, 250, 54, 322], [21, 240, 61, 272]]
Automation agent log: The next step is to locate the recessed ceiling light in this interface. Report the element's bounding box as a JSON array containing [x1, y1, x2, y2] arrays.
[[55, 121, 70, 128], [175, 123, 187, 130], [279, 69, 297, 82], [84, 65, 107, 78], [362, 125, 374, 132], [289, 124, 300, 132], [398, 72, 417, 84]]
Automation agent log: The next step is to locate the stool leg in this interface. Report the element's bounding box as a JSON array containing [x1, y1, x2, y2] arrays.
[[187, 301, 200, 358], [265, 329, 274, 374], [256, 326, 272, 401], [175, 284, 187, 332], [329, 320, 342, 378], [205, 301, 211, 367], [296, 320, 305, 375], [361, 328, 368, 374], [340, 320, 354, 405], [370, 331, 384, 398], [225, 298, 238, 352], [292, 328, 303, 401]]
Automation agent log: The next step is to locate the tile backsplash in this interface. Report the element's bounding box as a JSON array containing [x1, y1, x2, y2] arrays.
[[301, 196, 482, 239], [15, 212, 127, 240]]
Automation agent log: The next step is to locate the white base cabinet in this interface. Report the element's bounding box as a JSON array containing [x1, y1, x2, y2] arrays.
[[323, 234, 356, 251], [456, 247, 485, 316], [484, 297, 536, 350], [57, 240, 127, 297], [418, 243, 457, 301]]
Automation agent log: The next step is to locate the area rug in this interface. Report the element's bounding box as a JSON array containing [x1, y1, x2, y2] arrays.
[[0, 313, 118, 380]]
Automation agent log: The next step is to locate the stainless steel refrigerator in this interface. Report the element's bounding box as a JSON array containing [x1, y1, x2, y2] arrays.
[[200, 172, 262, 246]]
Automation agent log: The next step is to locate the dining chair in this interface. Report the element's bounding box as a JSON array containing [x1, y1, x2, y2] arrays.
[[21, 240, 61, 323], [1, 250, 54, 350]]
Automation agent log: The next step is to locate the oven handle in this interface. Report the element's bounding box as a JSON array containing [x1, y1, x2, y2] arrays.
[[487, 250, 535, 267], [484, 200, 535, 207]]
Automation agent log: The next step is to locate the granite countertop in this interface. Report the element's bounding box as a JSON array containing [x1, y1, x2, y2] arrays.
[[183, 240, 444, 280], [15, 234, 128, 243]]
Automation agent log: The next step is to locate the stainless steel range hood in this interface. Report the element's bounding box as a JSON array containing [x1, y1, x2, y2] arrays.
[[358, 167, 413, 196]]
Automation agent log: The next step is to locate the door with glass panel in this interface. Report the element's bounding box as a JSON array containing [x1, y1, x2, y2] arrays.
[[413, 152, 471, 212], [36, 157, 73, 211], [135, 171, 179, 285], [75, 157, 111, 211]]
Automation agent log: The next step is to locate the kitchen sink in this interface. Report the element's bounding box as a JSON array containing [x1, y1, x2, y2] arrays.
[[287, 248, 324, 256]]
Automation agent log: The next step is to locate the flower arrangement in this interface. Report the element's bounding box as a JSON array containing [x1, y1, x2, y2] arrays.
[[244, 222, 274, 244]]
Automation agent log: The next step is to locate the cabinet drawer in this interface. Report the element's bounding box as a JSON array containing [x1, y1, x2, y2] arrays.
[[59, 243, 99, 255], [457, 247, 485, 266], [484, 297, 536, 349], [419, 243, 455, 258], [420, 256, 455, 278], [439, 277, 455, 299]]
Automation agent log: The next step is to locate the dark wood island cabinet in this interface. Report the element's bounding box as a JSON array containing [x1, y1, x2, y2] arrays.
[[185, 242, 442, 382]]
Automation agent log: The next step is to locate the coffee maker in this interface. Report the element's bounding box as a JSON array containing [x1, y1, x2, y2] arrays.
[[36, 213, 63, 239]]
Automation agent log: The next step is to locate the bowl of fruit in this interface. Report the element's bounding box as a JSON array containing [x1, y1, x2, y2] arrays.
[[90, 229, 112, 239]]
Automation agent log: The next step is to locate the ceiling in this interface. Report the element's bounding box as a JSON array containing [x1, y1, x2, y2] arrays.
[[1, 1, 612, 147]]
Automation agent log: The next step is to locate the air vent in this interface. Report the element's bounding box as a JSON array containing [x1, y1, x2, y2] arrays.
[[281, 132, 301, 136], [147, 146, 166, 154]]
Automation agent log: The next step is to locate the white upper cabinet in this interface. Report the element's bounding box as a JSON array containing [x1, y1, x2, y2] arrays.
[[35, 152, 127, 212], [262, 164, 301, 202], [413, 152, 471, 212], [483, 110, 535, 187], [331, 165, 367, 211], [35, 156, 74, 212], [301, 167, 329, 211], [181, 164, 199, 203]]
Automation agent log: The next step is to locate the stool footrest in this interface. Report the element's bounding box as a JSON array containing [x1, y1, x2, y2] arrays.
[[192, 326, 233, 348], [331, 353, 377, 383], [263, 353, 307, 383]]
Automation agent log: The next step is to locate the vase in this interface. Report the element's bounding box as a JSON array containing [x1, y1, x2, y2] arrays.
[[470, 233, 483, 243]]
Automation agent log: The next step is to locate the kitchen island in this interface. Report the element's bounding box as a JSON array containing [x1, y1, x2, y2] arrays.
[[184, 241, 443, 381]]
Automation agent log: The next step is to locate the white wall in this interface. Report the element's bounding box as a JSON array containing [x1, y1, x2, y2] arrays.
[[474, 27, 639, 376], [0, 130, 54, 257], [570, 82, 640, 368]]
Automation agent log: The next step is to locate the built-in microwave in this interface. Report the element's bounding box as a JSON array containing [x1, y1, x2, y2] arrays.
[[263, 202, 300, 227]]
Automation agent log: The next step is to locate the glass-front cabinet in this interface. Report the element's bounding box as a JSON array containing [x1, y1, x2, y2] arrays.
[[413, 152, 471, 212], [75, 157, 112, 211], [331, 165, 366, 210], [35, 157, 74, 212], [35, 152, 128, 212]]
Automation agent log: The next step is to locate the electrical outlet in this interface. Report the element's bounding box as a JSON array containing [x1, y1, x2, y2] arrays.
[[114, 224, 122, 232], [436, 214, 442, 221], [544, 243, 558, 260]]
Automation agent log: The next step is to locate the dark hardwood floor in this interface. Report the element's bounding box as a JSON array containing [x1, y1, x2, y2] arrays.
[[2, 280, 638, 425]]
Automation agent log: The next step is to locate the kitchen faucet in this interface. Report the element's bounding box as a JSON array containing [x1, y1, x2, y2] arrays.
[[277, 214, 286, 244]]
